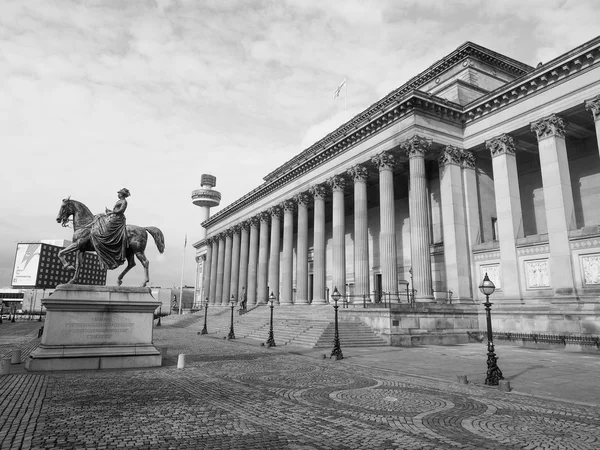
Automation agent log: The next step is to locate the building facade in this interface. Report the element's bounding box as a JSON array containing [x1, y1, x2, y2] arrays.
[[194, 38, 600, 340]]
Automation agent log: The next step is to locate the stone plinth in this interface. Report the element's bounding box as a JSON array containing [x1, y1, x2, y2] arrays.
[[25, 285, 162, 372]]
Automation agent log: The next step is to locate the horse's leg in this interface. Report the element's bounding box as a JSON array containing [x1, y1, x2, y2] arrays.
[[58, 242, 81, 271], [117, 250, 136, 286], [135, 252, 150, 287], [69, 250, 84, 285]]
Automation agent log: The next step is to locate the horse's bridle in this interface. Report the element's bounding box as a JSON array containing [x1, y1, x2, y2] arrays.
[[58, 200, 73, 228]]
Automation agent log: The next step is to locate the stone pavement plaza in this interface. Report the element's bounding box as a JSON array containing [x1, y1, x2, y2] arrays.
[[1, 318, 600, 449]]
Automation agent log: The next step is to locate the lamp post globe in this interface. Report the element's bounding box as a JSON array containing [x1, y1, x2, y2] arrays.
[[330, 287, 344, 360], [479, 273, 504, 386], [227, 295, 236, 340], [200, 298, 209, 335], [266, 292, 276, 348]]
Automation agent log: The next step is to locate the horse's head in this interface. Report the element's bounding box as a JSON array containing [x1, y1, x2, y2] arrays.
[[57, 197, 73, 227]]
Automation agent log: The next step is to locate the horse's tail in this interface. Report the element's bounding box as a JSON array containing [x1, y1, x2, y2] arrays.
[[145, 227, 165, 254]]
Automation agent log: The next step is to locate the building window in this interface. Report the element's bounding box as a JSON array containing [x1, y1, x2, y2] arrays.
[[491, 217, 498, 241]]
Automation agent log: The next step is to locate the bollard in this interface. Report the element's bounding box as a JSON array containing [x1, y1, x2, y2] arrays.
[[457, 375, 468, 384], [0, 358, 10, 375], [177, 354, 186, 369], [498, 380, 511, 392], [11, 349, 22, 365]]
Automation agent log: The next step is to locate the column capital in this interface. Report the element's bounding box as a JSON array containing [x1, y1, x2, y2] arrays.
[[239, 220, 250, 232], [231, 224, 242, 235], [294, 192, 312, 206], [530, 114, 567, 140], [347, 163, 369, 182], [585, 95, 600, 121], [486, 133, 516, 157], [309, 184, 329, 199], [259, 211, 271, 223], [327, 175, 347, 192], [371, 151, 396, 171], [268, 205, 282, 219], [225, 228, 234, 238], [462, 150, 477, 169], [206, 236, 214, 245], [401, 135, 432, 158], [249, 215, 261, 227], [217, 232, 227, 241], [281, 199, 296, 213], [438, 145, 463, 166]]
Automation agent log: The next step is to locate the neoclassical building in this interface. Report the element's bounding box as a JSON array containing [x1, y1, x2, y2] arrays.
[[194, 37, 600, 341]]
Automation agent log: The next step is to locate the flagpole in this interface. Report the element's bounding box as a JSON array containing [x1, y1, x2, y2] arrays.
[[178, 234, 187, 315]]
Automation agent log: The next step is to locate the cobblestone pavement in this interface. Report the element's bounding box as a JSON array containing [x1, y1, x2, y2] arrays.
[[1, 322, 600, 449]]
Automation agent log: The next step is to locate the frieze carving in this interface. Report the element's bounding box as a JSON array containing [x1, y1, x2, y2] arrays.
[[517, 245, 549, 256], [530, 114, 567, 140], [281, 199, 296, 213], [581, 254, 600, 285], [347, 164, 369, 182], [474, 251, 500, 261], [525, 259, 550, 289], [585, 95, 600, 122], [309, 184, 328, 200], [439, 146, 463, 166], [570, 238, 600, 250], [294, 192, 312, 206], [268, 205, 282, 219], [371, 151, 396, 171], [485, 133, 515, 157], [400, 135, 432, 158], [327, 175, 347, 191], [462, 150, 477, 169]]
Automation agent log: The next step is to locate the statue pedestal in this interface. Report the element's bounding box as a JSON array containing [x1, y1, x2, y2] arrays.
[[25, 285, 162, 372]]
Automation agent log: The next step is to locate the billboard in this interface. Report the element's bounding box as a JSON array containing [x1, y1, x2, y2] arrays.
[[12, 243, 107, 289]]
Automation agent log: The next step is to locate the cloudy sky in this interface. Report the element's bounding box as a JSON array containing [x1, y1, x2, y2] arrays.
[[1, 0, 598, 289]]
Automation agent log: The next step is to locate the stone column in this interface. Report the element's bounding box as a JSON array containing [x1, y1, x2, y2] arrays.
[[347, 164, 370, 304], [585, 95, 600, 155], [439, 146, 472, 302], [281, 200, 296, 305], [531, 114, 576, 296], [485, 134, 523, 298], [238, 222, 250, 302], [247, 217, 260, 306], [402, 136, 434, 302], [371, 152, 399, 301], [462, 151, 481, 299], [268, 206, 282, 301], [215, 233, 226, 305], [310, 185, 328, 305], [295, 192, 311, 305], [328, 175, 347, 297], [203, 239, 213, 303], [230, 226, 241, 303], [209, 237, 219, 305], [221, 230, 233, 305], [257, 211, 270, 305]]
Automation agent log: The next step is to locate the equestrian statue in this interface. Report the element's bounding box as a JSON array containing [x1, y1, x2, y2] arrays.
[[56, 189, 165, 286]]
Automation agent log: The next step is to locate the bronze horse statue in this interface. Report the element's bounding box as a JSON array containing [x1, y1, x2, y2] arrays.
[[56, 198, 165, 286]]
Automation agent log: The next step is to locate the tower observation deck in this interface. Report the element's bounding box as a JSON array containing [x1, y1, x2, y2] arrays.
[[192, 174, 221, 241]]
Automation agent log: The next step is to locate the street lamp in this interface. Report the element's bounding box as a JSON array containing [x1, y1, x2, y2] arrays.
[[330, 287, 344, 360], [479, 273, 504, 386], [266, 292, 276, 348], [227, 295, 236, 340], [200, 298, 209, 335]]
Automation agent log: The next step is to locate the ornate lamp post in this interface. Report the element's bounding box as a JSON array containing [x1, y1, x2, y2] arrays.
[[330, 287, 344, 360], [266, 292, 276, 348], [479, 273, 504, 386], [227, 295, 236, 340], [200, 298, 208, 335]]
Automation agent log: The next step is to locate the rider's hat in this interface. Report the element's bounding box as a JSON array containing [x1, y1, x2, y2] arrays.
[[117, 188, 131, 198]]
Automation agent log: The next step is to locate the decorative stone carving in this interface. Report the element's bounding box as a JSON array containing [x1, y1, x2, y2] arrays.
[[249, 215, 261, 227], [259, 211, 271, 222], [439, 145, 463, 166], [225, 228, 234, 238], [205, 237, 213, 245], [231, 224, 241, 235], [239, 221, 250, 232], [525, 259, 550, 289], [309, 184, 328, 199], [371, 151, 396, 171], [281, 199, 296, 213], [327, 175, 347, 191], [581, 254, 600, 285], [585, 95, 600, 122], [480, 264, 501, 289], [294, 192, 311, 206], [268, 205, 282, 219], [530, 114, 567, 140], [462, 150, 477, 169], [400, 135, 432, 158], [485, 133, 516, 157], [347, 164, 369, 182]]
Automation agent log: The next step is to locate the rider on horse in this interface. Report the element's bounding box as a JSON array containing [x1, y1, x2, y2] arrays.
[[90, 188, 130, 270]]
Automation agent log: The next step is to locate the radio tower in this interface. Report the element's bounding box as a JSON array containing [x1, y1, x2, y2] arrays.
[[192, 174, 221, 240]]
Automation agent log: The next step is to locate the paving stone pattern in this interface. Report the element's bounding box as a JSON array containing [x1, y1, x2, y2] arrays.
[[1, 323, 599, 449]]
